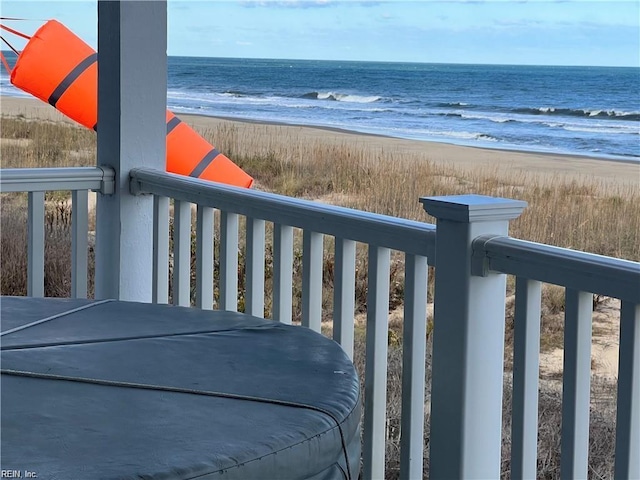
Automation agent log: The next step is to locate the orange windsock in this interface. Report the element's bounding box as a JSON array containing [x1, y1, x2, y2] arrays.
[[165, 111, 249, 184], [9, 20, 253, 188], [11, 20, 98, 131]]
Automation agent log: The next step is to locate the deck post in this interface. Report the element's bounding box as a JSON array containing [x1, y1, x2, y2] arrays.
[[421, 194, 526, 479], [95, 1, 167, 301]]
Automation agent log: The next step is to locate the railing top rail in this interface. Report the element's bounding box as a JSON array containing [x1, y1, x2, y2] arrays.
[[474, 235, 640, 303], [131, 168, 437, 258], [0, 167, 115, 194]]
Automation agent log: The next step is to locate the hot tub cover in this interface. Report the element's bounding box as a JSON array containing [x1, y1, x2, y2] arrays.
[[1, 297, 361, 480]]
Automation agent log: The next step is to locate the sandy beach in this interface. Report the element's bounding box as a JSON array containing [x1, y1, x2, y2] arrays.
[[2, 96, 638, 188]]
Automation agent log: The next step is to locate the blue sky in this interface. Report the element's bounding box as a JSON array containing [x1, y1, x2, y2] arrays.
[[2, 1, 639, 66]]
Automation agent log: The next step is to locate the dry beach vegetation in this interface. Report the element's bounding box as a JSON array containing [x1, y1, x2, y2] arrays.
[[2, 96, 639, 478]]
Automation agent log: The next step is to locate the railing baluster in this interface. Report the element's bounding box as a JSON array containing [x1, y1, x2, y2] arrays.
[[27, 191, 45, 297], [333, 238, 356, 360], [196, 206, 214, 310], [71, 190, 88, 299], [561, 288, 593, 479], [273, 223, 294, 324], [153, 195, 170, 304], [173, 200, 192, 306], [302, 230, 323, 332], [363, 245, 390, 480], [615, 301, 640, 479], [245, 217, 266, 318], [220, 211, 239, 312], [400, 253, 428, 480], [511, 277, 542, 479]]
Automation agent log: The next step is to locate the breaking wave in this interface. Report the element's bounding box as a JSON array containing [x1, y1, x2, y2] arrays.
[[436, 102, 470, 107], [433, 101, 640, 122], [301, 91, 381, 103], [513, 107, 640, 121]]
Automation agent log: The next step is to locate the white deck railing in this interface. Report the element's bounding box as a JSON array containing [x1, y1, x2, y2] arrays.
[[1, 166, 638, 479], [129, 167, 436, 480], [472, 235, 639, 479], [0, 167, 115, 298]]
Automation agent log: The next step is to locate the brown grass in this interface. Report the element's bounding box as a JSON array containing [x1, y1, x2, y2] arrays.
[[0, 116, 96, 168], [206, 121, 639, 261], [2, 116, 637, 260], [0, 115, 630, 478]]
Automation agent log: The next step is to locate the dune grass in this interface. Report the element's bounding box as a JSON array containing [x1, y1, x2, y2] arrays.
[[1, 114, 631, 478], [211, 122, 639, 262], [2, 115, 637, 260]]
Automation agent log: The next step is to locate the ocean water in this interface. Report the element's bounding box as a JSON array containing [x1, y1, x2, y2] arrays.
[[2, 55, 639, 161]]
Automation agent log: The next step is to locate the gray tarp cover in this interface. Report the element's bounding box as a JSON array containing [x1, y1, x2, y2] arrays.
[[1, 297, 361, 480]]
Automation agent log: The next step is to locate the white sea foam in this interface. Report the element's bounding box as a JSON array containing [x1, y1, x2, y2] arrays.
[[563, 125, 640, 135], [414, 128, 500, 142], [458, 112, 512, 123], [315, 92, 381, 103]]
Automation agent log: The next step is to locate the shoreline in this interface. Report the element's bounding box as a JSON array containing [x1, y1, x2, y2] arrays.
[[2, 96, 639, 187], [184, 110, 640, 166]]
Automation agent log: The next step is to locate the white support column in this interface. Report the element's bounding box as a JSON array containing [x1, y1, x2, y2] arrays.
[[511, 277, 542, 479], [245, 217, 266, 318], [71, 190, 89, 299], [561, 288, 593, 479], [421, 194, 526, 479], [152, 195, 170, 304], [273, 224, 294, 324], [95, 1, 167, 301], [333, 238, 356, 359], [27, 191, 45, 298], [195, 206, 214, 310], [362, 245, 391, 480], [220, 211, 239, 312], [400, 253, 428, 480], [615, 301, 640, 479], [173, 200, 192, 307], [301, 230, 323, 332]]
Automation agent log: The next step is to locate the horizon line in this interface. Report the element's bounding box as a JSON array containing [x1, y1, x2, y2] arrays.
[[1, 50, 638, 69]]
